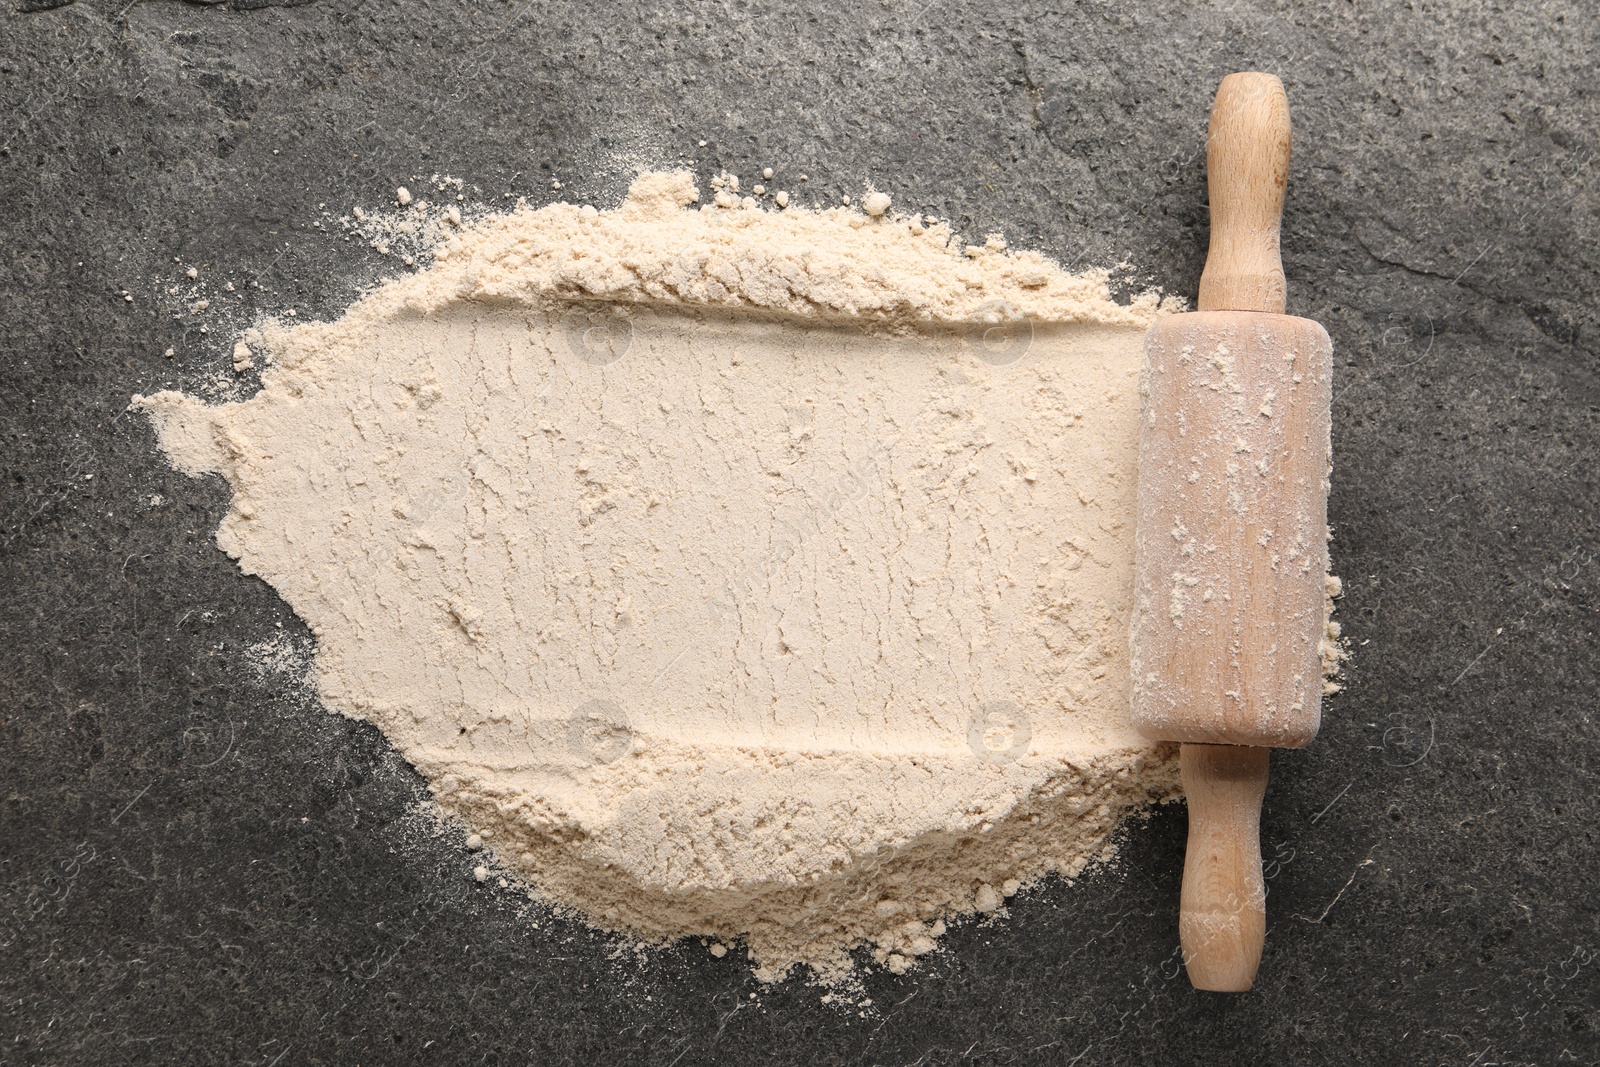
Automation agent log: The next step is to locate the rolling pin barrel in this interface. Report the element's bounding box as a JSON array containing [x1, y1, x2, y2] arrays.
[[1130, 72, 1333, 991]]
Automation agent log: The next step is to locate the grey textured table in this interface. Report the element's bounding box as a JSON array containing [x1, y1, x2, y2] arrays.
[[3, 2, 1597, 1064]]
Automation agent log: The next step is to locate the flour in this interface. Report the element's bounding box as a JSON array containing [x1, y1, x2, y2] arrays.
[[136, 172, 1189, 982]]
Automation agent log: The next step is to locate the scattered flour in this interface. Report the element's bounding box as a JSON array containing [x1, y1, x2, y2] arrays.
[[135, 171, 1188, 983]]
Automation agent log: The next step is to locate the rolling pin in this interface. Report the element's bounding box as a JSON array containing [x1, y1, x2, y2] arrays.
[[1131, 72, 1333, 992]]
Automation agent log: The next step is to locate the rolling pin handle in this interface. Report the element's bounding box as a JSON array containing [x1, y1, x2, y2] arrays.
[[1197, 72, 1292, 314], [1178, 742, 1269, 992]]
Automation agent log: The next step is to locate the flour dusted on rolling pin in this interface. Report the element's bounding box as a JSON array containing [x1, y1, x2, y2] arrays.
[[1132, 313, 1341, 747], [134, 171, 1334, 984]]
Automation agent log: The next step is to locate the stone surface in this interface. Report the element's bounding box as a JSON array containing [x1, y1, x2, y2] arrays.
[[1, 1, 1596, 1064]]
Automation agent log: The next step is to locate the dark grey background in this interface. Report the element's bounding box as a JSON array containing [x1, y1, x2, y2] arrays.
[[3, 1, 1597, 1064]]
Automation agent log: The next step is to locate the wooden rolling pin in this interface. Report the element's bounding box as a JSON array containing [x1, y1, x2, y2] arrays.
[[1131, 72, 1333, 992]]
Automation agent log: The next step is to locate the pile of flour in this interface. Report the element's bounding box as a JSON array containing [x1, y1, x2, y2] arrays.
[[137, 172, 1187, 981]]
